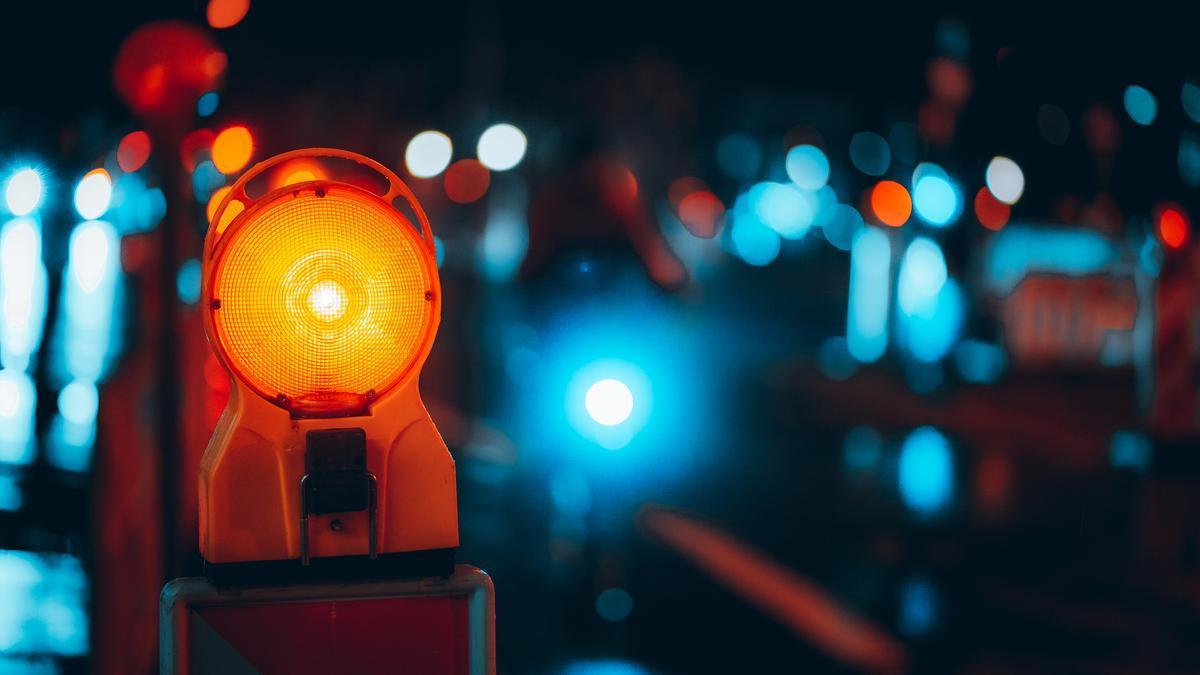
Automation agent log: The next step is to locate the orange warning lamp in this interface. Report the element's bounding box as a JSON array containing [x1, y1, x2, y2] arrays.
[[200, 148, 457, 578]]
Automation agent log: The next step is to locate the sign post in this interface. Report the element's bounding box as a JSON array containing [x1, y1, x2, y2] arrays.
[[162, 148, 493, 673]]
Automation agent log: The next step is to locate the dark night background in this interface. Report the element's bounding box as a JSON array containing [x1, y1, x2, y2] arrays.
[[1, 2, 1200, 674]]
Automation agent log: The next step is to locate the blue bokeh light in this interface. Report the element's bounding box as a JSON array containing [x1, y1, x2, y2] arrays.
[[595, 588, 634, 622], [898, 426, 954, 517], [897, 237, 947, 318], [1124, 85, 1157, 126], [898, 575, 938, 637], [176, 258, 202, 305], [1110, 430, 1152, 472], [197, 91, 220, 117], [728, 191, 782, 266], [751, 182, 815, 240], [784, 145, 830, 190], [847, 227, 891, 362], [911, 164, 960, 227], [848, 132, 891, 176], [1183, 82, 1200, 124]]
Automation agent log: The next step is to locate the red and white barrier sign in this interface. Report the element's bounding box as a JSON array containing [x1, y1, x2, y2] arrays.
[[160, 566, 494, 675]]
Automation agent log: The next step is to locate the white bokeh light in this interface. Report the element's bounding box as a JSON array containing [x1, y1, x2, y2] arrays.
[[5, 169, 44, 216], [73, 170, 113, 220], [584, 378, 634, 426], [476, 123, 527, 171], [405, 131, 453, 178], [985, 156, 1024, 205]]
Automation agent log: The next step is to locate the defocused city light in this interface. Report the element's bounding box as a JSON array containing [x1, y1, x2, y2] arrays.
[[192, 160, 225, 202], [0, 218, 48, 371], [1183, 81, 1200, 124], [898, 576, 938, 637], [822, 203, 864, 251], [973, 186, 1009, 230], [847, 227, 891, 362], [478, 209, 528, 282], [116, 131, 152, 173], [5, 169, 44, 217], [477, 123, 527, 171], [1123, 84, 1157, 126], [444, 159, 491, 203], [911, 164, 960, 226], [677, 190, 724, 238], [405, 130, 453, 178], [898, 426, 953, 517], [211, 126, 254, 174], [73, 169, 113, 221], [196, 91, 220, 117], [849, 132, 891, 176], [1157, 206, 1190, 249], [729, 205, 781, 266], [985, 156, 1024, 205], [870, 180, 911, 227], [784, 144, 830, 190], [753, 182, 815, 239], [207, 0, 250, 29], [595, 588, 634, 622], [176, 258, 202, 304], [1109, 430, 1152, 471], [897, 237, 947, 317], [565, 359, 654, 451], [585, 378, 634, 426]]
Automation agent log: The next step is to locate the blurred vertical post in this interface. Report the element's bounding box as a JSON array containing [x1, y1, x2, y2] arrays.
[[98, 21, 225, 674]]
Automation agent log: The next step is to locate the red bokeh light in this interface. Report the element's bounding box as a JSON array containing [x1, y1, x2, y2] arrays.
[[444, 159, 490, 204], [1158, 206, 1190, 249], [113, 21, 225, 122], [677, 190, 725, 239], [974, 187, 1010, 231], [117, 131, 152, 173]]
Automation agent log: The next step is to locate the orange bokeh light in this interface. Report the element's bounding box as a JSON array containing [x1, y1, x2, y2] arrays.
[[212, 126, 254, 174], [206, 186, 232, 224], [678, 190, 725, 239], [207, 0, 250, 29], [869, 180, 912, 227], [444, 159, 490, 204], [270, 158, 328, 190], [1158, 207, 1190, 249], [117, 131, 152, 173], [974, 187, 1010, 231]]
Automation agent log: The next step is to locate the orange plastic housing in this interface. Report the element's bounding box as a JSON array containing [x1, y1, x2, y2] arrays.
[[199, 148, 458, 565]]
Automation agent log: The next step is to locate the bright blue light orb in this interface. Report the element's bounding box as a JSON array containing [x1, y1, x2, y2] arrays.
[[912, 172, 960, 226], [585, 378, 633, 426]]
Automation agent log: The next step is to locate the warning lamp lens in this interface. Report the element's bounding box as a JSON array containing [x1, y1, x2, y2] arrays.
[[307, 280, 349, 322], [209, 185, 436, 414]]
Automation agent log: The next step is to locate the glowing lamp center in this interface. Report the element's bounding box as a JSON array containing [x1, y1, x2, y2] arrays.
[[585, 378, 634, 426], [307, 280, 348, 322]]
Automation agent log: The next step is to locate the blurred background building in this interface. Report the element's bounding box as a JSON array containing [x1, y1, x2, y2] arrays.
[[1, 1, 1200, 673]]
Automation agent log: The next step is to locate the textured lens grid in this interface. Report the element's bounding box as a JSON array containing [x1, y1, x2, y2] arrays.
[[211, 187, 433, 410]]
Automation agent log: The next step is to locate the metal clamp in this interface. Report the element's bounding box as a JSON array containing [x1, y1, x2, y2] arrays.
[[300, 473, 378, 566]]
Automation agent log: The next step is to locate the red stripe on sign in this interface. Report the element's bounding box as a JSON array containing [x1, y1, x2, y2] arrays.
[[196, 595, 470, 675]]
